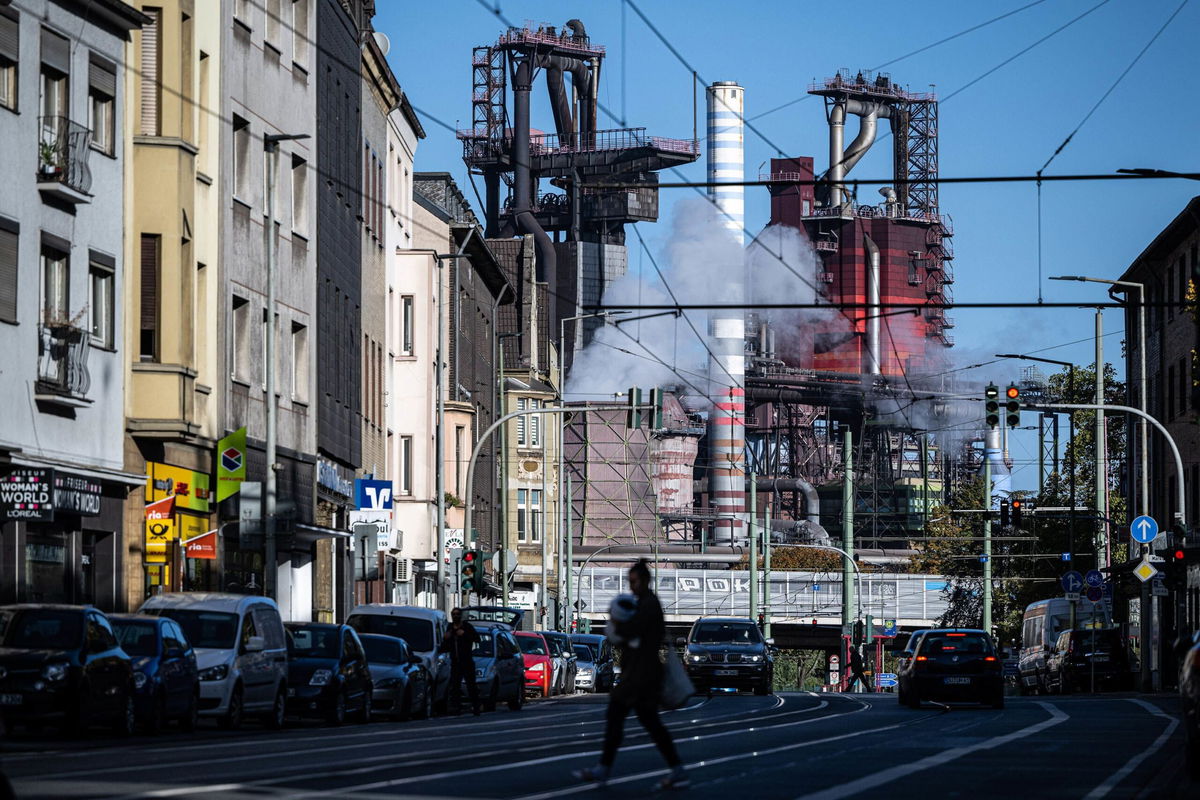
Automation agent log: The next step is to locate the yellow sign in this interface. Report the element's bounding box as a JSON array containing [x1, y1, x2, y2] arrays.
[[1133, 560, 1158, 583], [147, 463, 212, 513], [145, 496, 176, 563]]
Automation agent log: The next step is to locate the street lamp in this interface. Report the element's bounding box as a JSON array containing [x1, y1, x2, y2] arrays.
[[262, 132, 308, 607]]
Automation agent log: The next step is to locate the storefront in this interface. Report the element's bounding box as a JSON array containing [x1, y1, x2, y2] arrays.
[[144, 461, 214, 594]]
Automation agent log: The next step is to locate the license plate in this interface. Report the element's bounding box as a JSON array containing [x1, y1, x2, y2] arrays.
[[0, 694, 21, 705], [1091, 655, 1109, 662], [943, 677, 971, 685], [714, 669, 738, 676], [286, 688, 296, 697]]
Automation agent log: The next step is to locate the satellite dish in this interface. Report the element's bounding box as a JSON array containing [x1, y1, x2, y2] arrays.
[[373, 31, 390, 56]]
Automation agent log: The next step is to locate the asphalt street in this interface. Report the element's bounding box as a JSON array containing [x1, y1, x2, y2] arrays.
[[2, 692, 1191, 799]]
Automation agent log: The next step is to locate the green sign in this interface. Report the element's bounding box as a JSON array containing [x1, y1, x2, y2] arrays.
[[216, 427, 247, 503]]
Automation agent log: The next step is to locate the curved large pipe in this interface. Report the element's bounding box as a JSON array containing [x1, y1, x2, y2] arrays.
[[752, 477, 820, 526], [828, 103, 845, 206], [863, 233, 882, 375], [512, 59, 558, 326], [545, 61, 575, 142], [827, 99, 891, 206]]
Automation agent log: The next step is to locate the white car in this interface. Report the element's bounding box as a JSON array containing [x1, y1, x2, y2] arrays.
[[139, 592, 288, 729], [346, 605, 452, 712]]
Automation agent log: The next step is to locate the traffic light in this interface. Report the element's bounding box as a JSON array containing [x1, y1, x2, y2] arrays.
[[1164, 545, 1192, 588], [461, 549, 481, 592], [1000, 500, 1010, 527], [1005, 384, 1021, 428], [985, 384, 1000, 429], [853, 619, 865, 645], [626, 386, 642, 429], [648, 387, 664, 430], [1010, 498, 1023, 528]]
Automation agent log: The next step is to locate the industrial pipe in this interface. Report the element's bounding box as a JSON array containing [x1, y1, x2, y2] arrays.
[[511, 59, 558, 328], [752, 477, 819, 526], [828, 102, 845, 206], [863, 233, 881, 375]]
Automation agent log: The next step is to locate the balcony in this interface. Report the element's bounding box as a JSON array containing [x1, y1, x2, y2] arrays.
[[36, 324, 92, 407], [37, 117, 93, 204]]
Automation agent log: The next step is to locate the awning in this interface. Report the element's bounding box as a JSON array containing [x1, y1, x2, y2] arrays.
[[4, 454, 148, 487]]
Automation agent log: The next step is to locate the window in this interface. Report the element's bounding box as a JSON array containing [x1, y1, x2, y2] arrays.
[[232, 115, 249, 200], [517, 397, 541, 447], [139, 9, 160, 135], [517, 488, 542, 544], [0, 9, 18, 112], [291, 155, 308, 236], [139, 234, 159, 360], [455, 425, 465, 496], [231, 295, 249, 381], [234, 0, 250, 25], [265, 0, 281, 51], [291, 321, 308, 403], [0, 219, 17, 323], [401, 294, 413, 355], [40, 243, 69, 325], [398, 435, 413, 495], [292, 0, 310, 67], [88, 56, 116, 155], [88, 255, 114, 348]]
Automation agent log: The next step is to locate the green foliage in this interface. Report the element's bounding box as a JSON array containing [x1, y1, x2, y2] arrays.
[[772, 649, 828, 691]]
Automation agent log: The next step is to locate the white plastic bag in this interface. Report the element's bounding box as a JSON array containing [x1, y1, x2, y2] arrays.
[[660, 646, 695, 709]]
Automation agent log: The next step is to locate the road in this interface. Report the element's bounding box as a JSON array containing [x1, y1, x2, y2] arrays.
[[2, 693, 1191, 799]]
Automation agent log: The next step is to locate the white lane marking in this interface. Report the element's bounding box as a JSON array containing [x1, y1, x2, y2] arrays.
[[285, 697, 866, 798], [793, 701, 1069, 800], [1082, 698, 1180, 799]]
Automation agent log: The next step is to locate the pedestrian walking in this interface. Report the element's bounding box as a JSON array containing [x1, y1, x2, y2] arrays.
[[440, 607, 481, 715], [573, 559, 688, 790], [848, 644, 872, 692]]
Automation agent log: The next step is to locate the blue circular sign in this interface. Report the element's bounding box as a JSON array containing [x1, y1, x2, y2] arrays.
[[1061, 570, 1084, 593], [1130, 515, 1159, 544], [1084, 569, 1104, 588]]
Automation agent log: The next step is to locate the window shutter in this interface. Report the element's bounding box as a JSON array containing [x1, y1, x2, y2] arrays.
[[139, 9, 160, 135], [140, 234, 159, 332], [88, 55, 116, 98], [0, 227, 17, 322], [40, 27, 69, 74], [0, 11, 18, 63]]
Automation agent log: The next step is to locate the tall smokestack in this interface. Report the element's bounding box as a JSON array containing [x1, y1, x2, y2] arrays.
[[706, 81, 745, 544]]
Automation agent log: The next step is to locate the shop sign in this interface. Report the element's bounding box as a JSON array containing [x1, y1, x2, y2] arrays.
[[54, 473, 102, 516], [147, 462, 211, 513], [216, 427, 247, 502], [0, 468, 55, 521], [184, 527, 219, 560], [317, 459, 354, 499], [145, 496, 176, 564]]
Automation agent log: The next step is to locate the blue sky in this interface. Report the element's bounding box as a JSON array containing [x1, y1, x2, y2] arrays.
[[377, 0, 1199, 491]]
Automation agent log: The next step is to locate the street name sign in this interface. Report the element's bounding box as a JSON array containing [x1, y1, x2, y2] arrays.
[[876, 673, 898, 688], [1130, 515, 1159, 545]]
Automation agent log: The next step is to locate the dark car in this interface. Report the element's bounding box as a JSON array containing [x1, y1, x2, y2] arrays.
[[284, 622, 373, 724], [470, 623, 525, 712], [539, 631, 577, 695], [571, 633, 615, 692], [898, 628, 1004, 709], [0, 604, 135, 735], [682, 616, 774, 695], [109, 614, 200, 732], [360, 633, 431, 720], [1180, 631, 1200, 780], [1045, 628, 1132, 694]]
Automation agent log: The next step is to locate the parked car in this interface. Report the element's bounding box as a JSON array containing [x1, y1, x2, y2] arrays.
[[571, 633, 615, 692], [1019, 598, 1109, 695], [139, 592, 289, 729], [1180, 630, 1200, 780], [0, 604, 135, 735], [540, 631, 577, 695], [347, 605, 451, 712], [470, 622, 524, 712], [516, 631, 555, 697], [573, 644, 601, 693], [109, 613, 199, 732], [463, 606, 525, 630], [898, 628, 1004, 709], [284, 622, 372, 724], [1045, 627, 1133, 694], [681, 616, 773, 695], [360, 634, 431, 720]]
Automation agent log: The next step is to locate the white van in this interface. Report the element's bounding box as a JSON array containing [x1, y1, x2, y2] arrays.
[[140, 592, 289, 728], [1018, 598, 1110, 695], [346, 605, 451, 711]]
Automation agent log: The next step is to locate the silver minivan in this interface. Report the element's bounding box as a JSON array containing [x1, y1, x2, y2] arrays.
[[346, 605, 452, 712], [140, 592, 288, 729]]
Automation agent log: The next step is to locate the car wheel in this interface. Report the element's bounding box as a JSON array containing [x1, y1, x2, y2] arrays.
[[354, 690, 373, 723], [179, 690, 199, 732], [264, 687, 287, 729], [415, 685, 433, 720], [60, 683, 89, 736], [507, 682, 524, 712], [1059, 673, 1072, 695], [905, 692, 921, 709], [145, 689, 167, 734], [327, 691, 347, 726], [754, 679, 771, 696], [219, 685, 244, 731], [483, 679, 499, 713], [114, 692, 136, 737]]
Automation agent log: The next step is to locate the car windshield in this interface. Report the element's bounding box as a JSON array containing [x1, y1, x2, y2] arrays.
[[150, 610, 239, 650], [287, 625, 340, 659], [112, 620, 158, 657], [362, 637, 403, 665], [518, 636, 546, 655], [692, 622, 761, 644], [574, 645, 594, 661], [2, 609, 83, 650], [472, 630, 495, 658], [920, 633, 992, 657], [348, 615, 433, 652]]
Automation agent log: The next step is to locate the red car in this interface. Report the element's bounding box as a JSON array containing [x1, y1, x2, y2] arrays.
[[516, 632, 554, 698]]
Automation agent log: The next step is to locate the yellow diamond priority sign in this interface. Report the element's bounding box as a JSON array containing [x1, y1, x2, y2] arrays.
[[1133, 560, 1158, 583]]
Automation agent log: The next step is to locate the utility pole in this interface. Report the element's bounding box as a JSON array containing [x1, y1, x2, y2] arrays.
[[983, 457, 992, 632], [842, 427, 855, 638], [749, 473, 757, 622], [565, 472, 573, 630], [763, 504, 772, 639], [1095, 310, 1107, 571]]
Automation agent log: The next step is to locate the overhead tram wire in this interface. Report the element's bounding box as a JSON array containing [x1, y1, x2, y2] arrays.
[[748, 0, 1052, 122], [582, 170, 1200, 191]]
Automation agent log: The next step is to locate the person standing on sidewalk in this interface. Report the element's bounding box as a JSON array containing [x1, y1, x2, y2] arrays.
[[573, 559, 688, 790], [440, 608, 481, 715]]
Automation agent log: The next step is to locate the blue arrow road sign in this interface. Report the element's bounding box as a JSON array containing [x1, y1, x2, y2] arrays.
[[1130, 515, 1159, 545], [1061, 570, 1084, 593], [1085, 569, 1103, 588], [876, 673, 898, 688]]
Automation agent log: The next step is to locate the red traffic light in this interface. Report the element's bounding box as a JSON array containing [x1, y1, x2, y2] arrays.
[[463, 551, 476, 562], [1006, 385, 1019, 399], [1011, 499, 1022, 509], [1173, 549, 1185, 561]]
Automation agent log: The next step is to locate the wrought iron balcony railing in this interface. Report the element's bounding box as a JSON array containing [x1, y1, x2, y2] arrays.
[[38, 116, 93, 195], [37, 324, 91, 399]]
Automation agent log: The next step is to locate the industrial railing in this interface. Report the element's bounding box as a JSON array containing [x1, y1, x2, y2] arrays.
[[37, 116, 93, 195], [37, 324, 91, 398], [496, 27, 605, 56], [530, 127, 698, 156]]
